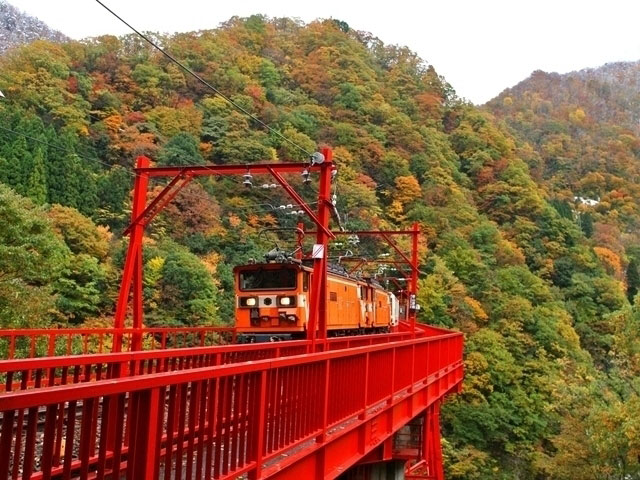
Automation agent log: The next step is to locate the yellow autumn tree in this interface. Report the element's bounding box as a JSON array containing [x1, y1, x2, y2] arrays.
[[593, 246, 623, 280], [394, 175, 422, 207]]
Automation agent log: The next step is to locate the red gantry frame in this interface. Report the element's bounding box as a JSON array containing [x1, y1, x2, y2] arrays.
[[114, 148, 421, 352]]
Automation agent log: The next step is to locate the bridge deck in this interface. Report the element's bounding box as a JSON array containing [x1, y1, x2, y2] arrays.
[[0, 325, 463, 480]]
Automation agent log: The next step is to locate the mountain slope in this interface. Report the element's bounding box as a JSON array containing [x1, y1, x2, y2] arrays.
[[486, 62, 640, 478], [486, 61, 640, 283], [492, 62, 640, 131], [0, 17, 639, 478], [0, 1, 67, 54]]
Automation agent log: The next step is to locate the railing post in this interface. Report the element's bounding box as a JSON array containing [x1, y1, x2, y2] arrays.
[[358, 352, 370, 455], [321, 359, 330, 438], [249, 370, 267, 480], [8, 335, 15, 359], [389, 347, 396, 404], [361, 352, 370, 419], [128, 386, 162, 479], [47, 334, 55, 357], [310, 358, 331, 477]]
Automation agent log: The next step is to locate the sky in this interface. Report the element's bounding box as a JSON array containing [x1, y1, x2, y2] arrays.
[[9, 0, 640, 104]]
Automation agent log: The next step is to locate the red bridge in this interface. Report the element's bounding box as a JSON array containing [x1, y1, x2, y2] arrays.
[[0, 149, 464, 479]]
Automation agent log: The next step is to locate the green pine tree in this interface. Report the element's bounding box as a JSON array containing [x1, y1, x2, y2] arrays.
[[580, 212, 594, 238], [626, 258, 640, 302], [0, 135, 30, 194], [26, 147, 48, 204]]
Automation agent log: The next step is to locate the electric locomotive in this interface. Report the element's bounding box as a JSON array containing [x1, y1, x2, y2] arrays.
[[234, 250, 401, 341]]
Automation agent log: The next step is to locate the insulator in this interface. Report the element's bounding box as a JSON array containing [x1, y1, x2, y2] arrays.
[[261, 183, 270, 189], [302, 169, 311, 185], [243, 172, 253, 188], [331, 194, 337, 206], [270, 183, 277, 189], [311, 152, 325, 165], [278, 205, 287, 210], [296, 210, 304, 215], [286, 204, 293, 209]]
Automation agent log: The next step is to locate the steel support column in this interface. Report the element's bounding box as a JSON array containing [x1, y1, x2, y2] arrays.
[[113, 156, 150, 352], [307, 147, 334, 352], [425, 402, 444, 480], [410, 222, 419, 336]]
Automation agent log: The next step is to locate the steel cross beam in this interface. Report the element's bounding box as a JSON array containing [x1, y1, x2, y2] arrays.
[[308, 230, 417, 235], [134, 162, 324, 177]]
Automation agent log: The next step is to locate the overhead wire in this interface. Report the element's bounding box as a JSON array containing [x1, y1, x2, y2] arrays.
[[2, 3, 350, 242], [0, 124, 134, 176], [94, 0, 313, 160], [0, 82, 302, 228], [91, 0, 349, 236], [92, 0, 350, 237]]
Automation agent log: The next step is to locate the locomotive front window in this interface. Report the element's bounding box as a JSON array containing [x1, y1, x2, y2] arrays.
[[239, 268, 297, 291]]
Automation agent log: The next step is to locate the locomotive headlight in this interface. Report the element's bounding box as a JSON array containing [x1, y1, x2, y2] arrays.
[[240, 297, 258, 307], [277, 296, 296, 307]]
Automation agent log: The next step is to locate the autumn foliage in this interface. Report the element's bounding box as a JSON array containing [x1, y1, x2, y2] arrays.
[[0, 18, 639, 478]]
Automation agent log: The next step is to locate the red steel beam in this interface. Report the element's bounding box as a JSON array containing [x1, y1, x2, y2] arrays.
[[309, 230, 418, 235], [409, 222, 420, 336], [307, 149, 334, 351], [113, 156, 150, 352], [380, 232, 418, 274], [135, 162, 322, 177]]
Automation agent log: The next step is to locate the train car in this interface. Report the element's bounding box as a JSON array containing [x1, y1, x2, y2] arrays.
[[234, 260, 401, 341]]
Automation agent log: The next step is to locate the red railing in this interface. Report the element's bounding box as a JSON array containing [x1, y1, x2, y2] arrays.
[[0, 331, 463, 480], [0, 325, 430, 360], [0, 327, 236, 359], [0, 331, 421, 392]]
